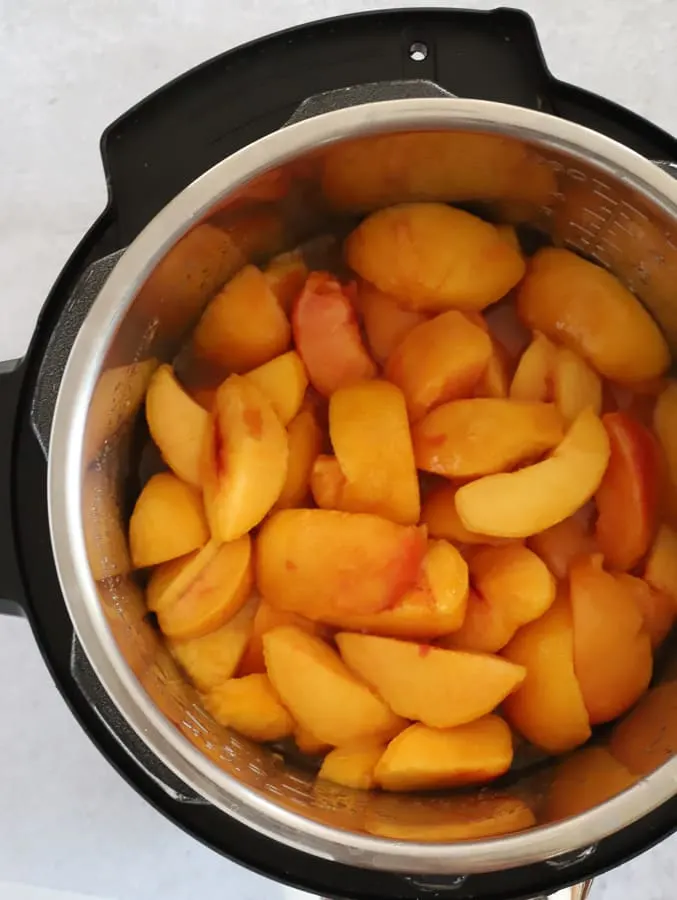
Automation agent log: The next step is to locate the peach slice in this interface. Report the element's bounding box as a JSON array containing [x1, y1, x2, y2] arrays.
[[319, 741, 386, 790], [616, 573, 675, 650], [545, 747, 637, 822], [238, 599, 324, 676], [201, 375, 288, 542], [193, 264, 291, 372], [444, 544, 556, 653], [294, 727, 331, 757], [421, 483, 501, 546], [374, 716, 513, 792], [455, 408, 610, 538], [326, 380, 420, 525], [203, 673, 294, 742], [313, 539, 468, 639], [553, 346, 603, 423], [336, 632, 525, 729], [274, 405, 323, 510], [151, 537, 253, 641], [263, 250, 309, 313], [145, 365, 210, 487], [292, 271, 376, 397], [310, 455, 346, 511], [474, 339, 511, 399], [610, 682, 677, 775], [527, 515, 597, 580], [510, 333, 554, 402], [502, 596, 591, 753], [517, 247, 670, 383], [256, 509, 427, 618], [263, 626, 406, 746], [170, 596, 258, 691], [644, 524, 677, 604], [495, 224, 522, 253], [595, 412, 660, 570], [244, 351, 308, 426], [359, 281, 427, 364], [129, 472, 209, 569], [345, 203, 525, 312], [364, 793, 535, 841], [386, 310, 493, 421], [413, 398, 565, 479], [570, 555, 652, 725]]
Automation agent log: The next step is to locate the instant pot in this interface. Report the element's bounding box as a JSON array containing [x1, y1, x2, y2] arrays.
[[4, 8, 677, 900]]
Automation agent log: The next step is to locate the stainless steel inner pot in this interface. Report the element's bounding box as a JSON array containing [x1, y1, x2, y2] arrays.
[[48, 97, 677, 876]]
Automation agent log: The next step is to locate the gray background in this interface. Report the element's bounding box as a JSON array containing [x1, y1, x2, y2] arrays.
[[1, 1, 676, 897]]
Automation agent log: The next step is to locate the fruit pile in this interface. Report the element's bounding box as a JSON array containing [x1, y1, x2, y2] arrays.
[[128, 201, 677, 807]]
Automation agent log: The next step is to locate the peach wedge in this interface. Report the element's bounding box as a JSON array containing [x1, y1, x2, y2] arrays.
[[244, 351, 308, 426]]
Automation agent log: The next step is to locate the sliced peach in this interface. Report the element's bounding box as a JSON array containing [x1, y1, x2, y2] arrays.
[[238, 599, 324, 676], [326, 380, 420, 525], [345, 203, 525, 312], [201, 375, 288, 542], [386, 310, 493, 421], [263, 626, 406, 746], [244, 351, 308, 426], [517, 248, 670, 383], [441, 589, 515, 655], [595, 412, 660, 570], [256, 509, 426, 618], [644, 524, 677, 604], [502, 596, 591, 753], [129, 472, 209, 568], [570, 555, 652, 725], [152, 537, 252, 641], [319, 741, 386, 790], [274, 405, 323, 510], [364, 793, 535, 842], [546, 747, 637, 822], [314, 540, 468, 639], [421, 483, 501, 545], [475, 339, 511, 399], [310, 455, 346, 511], [170, 596, 258, 691], [144, 364, 210, 487], [413, 398, 564, 479], [147, 549, 205, 613], [193, 264, 291, 372], [510, 332, 555, 402], [553, 346, 602, 423], [203, 673, 294, 742], [359, 281, 427, 364], [455, 408, 610, 538], [610, 682, 677, 775], [294, 726, 331, 757], [337, 632, 525, 728], [263, 250, 309, 313], [375, 716, 512, 792], [528, 515, 597, 579], [616, 573, 675, 650], [495, 224, 522, 253], [292, 271, 376, 397]]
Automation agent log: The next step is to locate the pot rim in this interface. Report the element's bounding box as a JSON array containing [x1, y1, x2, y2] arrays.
[[48, 97, 677, 875]]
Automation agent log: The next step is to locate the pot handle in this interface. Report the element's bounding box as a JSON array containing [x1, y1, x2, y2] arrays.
[[0, 358, 27, 616]]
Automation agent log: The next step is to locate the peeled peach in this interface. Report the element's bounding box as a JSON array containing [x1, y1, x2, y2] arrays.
[[510, 333, 554, 402], [203, 673, 294, 742], [386, 310, 493, 421], [310, 455, 346, 511], [244, 351, 308, 426], [145, 365, 209, 487], [325, 380, 420, 525], [319, 741, 386, 790], [475, 339, 511, 399], [595, 412, 660, 570], [375, 716, 512, 792], [263, 250, 309, 313], [528, 515, 597, 580], [553, 346, 603, 423], [238, 599, 324, 676], [292, 272, 376, 397], [337, 632, 525, 729], [151, 537, 252, 641], [201, 375, 288, 542], [517, 248, 670, 383], [193, 264, 291, 372], [616, 573, 675, 650], [644, 524, 677, 604], [345, 203, 525, 312], [502, 597, 591, 753], [274, 405, 323, 510], [364, 793, 535, 841], [546, 747, 636, 822], [256, 509, 426, 618], [263, 626, 406, 746], [455, 408, 610, 538], [570, 555, 652, 725], [359, 281, 427, 364], [610, 682, 677, 775], [170, 596, 258, 691], [421, 483, 500, 545], [129, 472, 209, 569], [413, 398, 564, 479]]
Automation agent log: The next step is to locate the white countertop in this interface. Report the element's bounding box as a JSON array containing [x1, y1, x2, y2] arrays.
[[1, 1, 677, 898]]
